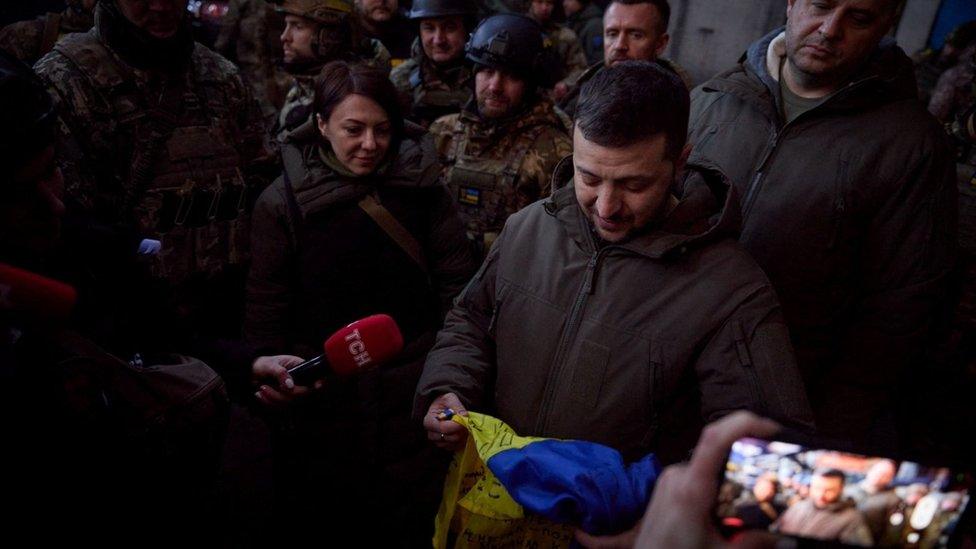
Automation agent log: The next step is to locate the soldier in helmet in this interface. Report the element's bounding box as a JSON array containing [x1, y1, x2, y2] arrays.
[[273, 0, 391, 136], [429, 13, 573, 254], [525, 0, 588, 101], [389, 0, 477, 127], [0, 0, 97, 65], [33, 0, 269, 340]]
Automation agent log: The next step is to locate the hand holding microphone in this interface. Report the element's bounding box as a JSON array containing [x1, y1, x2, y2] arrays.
[[252, 314, 404, 408]]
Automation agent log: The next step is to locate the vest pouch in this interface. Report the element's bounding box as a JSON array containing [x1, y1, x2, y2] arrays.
[[446, 156, 517, 238]]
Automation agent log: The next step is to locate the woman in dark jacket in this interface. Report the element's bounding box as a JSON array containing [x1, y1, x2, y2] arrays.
[[244, 61, 476, 544]]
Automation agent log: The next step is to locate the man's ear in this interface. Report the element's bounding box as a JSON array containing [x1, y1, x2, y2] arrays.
[[654, 32, 670, 58]]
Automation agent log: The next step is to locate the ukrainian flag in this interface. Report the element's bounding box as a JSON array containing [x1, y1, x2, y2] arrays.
[[434, 411, 661, 548]]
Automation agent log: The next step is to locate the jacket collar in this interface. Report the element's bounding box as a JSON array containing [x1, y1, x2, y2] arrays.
[[546, 156, 741, 259], [707, 27, 918, 121]]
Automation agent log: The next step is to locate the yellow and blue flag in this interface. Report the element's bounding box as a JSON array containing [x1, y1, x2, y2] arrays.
[[433, 411, 661, 548]]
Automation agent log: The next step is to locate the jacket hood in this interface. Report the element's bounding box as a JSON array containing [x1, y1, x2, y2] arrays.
[[714, 27, 918, 115], [546, 155, 741, 259], [281, 119, 441, 216]]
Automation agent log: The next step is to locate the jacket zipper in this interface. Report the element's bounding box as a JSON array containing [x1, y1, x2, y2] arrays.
[[535, 248, 604, 434], [738, 77, 877, 222]]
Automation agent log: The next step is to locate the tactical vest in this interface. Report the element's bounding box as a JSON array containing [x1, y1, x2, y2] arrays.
[[54, 33, 254, 284], [408, 65, 471, 125], [442, 117, 549, 248]]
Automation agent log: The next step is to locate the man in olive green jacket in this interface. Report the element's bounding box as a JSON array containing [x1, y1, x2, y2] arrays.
[[416, 61, 813, 468]]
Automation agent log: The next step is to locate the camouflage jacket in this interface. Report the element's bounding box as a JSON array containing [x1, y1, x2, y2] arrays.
[[543, 23, 588, 88], [214, 0, 292, 125], [0, 6, 94, 65], [34, 25, 268, 284], [390, 39, 473, 127], [275, 39, 392, 138], [429, 98, 572, 247]]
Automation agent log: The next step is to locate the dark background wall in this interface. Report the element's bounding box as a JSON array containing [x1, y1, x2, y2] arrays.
[[0, 1, 66, 26]]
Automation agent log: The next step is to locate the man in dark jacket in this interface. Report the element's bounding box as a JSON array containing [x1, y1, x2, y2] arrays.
[[416, 61, 814, 475], [558, 0, 690, 118], [688, 0, 958, 452]]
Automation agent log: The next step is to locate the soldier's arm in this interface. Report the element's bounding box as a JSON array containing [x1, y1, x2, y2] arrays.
[[515, 128, 573, 208], [559, 28, 589, 88], [33, 51, 101, 214]]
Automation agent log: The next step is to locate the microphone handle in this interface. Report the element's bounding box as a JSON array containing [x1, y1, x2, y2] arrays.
[[286, 354, 330, 387]]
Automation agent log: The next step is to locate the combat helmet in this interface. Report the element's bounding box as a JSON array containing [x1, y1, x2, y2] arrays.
[[465, 13, 543, 79], [408, 0, 477, 21], [270, 0, 360, 63], [272, 0, 353, 23]]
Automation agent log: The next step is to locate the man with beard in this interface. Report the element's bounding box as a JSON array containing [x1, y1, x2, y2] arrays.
[[34, 0, 269, 341], [558, 0, 688, 118], [526, 0, 588, 101], [390, 0, 477, 127], [773, 469, 873, 545], [687, 0, 957, 453], [274, 0, 390, 136], [354, 0, 415, 62], [428, 13, 572, 254], [0, 0, 97, 65]]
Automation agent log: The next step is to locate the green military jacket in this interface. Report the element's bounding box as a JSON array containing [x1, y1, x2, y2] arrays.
[[390, 39, 473, 127]]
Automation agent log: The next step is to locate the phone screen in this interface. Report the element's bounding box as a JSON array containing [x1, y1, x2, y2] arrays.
[[715, 438, 973, 548]]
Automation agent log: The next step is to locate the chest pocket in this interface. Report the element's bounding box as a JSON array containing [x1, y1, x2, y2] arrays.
[[443, 124, 541, 242]]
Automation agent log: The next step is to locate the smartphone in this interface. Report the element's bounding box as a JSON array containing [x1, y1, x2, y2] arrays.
[[715, 438, 973, 548]]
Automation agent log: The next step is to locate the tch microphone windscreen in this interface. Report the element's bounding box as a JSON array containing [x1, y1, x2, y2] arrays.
[[0, 262, 77, 323], [323, 314, 404, 377]]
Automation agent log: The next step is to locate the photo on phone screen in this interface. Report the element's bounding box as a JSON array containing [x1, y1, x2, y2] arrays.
[[715, 438, 973, 548]]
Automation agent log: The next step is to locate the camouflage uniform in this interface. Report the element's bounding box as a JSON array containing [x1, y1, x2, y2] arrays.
[[0, 2, 95, 66], [272, 0, 392, 138], [390, 38, 473, 127], [430, 98, 572, 249], [276, 38, 390, 134], [543, 22, 588, 89], [214, 0, 293, 126], [34, 3, 268, 336]]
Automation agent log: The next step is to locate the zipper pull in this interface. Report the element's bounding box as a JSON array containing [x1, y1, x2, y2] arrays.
[[582, 253, 599, 295]]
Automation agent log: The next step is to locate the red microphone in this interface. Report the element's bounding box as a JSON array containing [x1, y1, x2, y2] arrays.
[[0, 262, 77, 324], [287, 314, 404, 385]]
